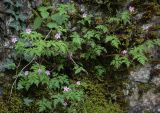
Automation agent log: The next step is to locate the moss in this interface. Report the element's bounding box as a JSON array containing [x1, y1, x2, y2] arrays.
[[0, 97, 10, 113], [0, 92, 38, 113], [79, 75, 127, 113], [154, 85, 160, 93], [0, 94, 23, 113], [137, 83, 154, 97], [82, 99, 124, 113], [0, 72, 38, 113], [138, 83, 151, 91], [133, 1, 160, 22]]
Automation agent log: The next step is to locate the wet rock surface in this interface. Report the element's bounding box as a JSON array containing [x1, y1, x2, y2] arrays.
[[130, 65, 151, 83], [0, 0, 160, 112], [125, 2, 160, 112], [126, 64, 160, 113]]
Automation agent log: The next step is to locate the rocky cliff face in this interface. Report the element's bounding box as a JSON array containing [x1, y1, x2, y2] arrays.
[[123, 2, 160, 112], [0, 0, 160, 112], [120, 3, 160, 113], [0, 0, 31, 63], [125, 64, 160, 113]]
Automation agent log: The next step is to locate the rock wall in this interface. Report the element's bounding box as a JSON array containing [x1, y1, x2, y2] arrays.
[[124, 64, 160, 113], [126, 12, 160, 111], [123, 2, 160, 112], [0, 0, 160, 112], [0, 0, 31, 62]]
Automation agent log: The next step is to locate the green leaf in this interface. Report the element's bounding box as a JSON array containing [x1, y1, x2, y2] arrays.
[[15, 1, 23, 8], [49, 75, 69, 89], [74, 65, 87, 75], [51, 13, 69, 25], [47, 22, 57, 29], [19, 14, 27, 22], [33, 16, 43, 30], [71, 32, 83, 48], [96, 25, 108, 33], [17, 82, 24, 90], [108, 17, 120, 24], [9, 20, 20, 31], [52, 94, 64, 108], [119, 11, 130, 25], [38, 6, 52, 12], [6, 9, 16, 16], [111, 55, 130, 69], [84, 30, 95, 40], [3, 0, 14, 5], [95, 65, 106, 76], [39, 74, 49, 85], [40, 11, 49, 19], [23, 98, 33, 106], [105, 35, 121, 48], [37, 98, 52, 112], [0, 58, 16, 70]]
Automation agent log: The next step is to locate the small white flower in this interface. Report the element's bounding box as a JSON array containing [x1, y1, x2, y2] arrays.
[[11, 36, 17, 43], [121, 50, 128, 55], [76, 81, 81, 85], [63, 102, 68, 107], [80, 5, 85, 12], [63, 86, 71, 92], [129, 6, 135, 13], [24, 71, 29, 76], [142, 24, 152, 31], [55, 33, 61, 39], [38, 68, 42, 75], [25, 28, 32, 34], [82, 13, 87, 18], [45, 70, 50, 76]]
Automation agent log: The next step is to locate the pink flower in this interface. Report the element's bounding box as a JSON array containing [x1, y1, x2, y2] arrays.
[[76, 81, 81, 85], [63, 86, 71, 92], [45, 70, 50, 76], [11, 36, 17, 43], [129, 6, 135, 13], [55, 33, 61, 39], [121, 50, 128, 55], [25, 28, 32, 34]]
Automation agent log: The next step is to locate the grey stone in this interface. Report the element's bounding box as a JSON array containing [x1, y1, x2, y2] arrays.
[[151, 16, 160, 24], [142, 89, 160, 106], [127, 62, 160, 113], [141, 24, 153, 31], [128, 88, 160, 113], [130, 64, 151, 83], [128, 105, 143, 113], [134, 13, 144, 20], [123, 89, 129, 96], [154, 64, 160, 70], [151, 77, 160, 86], [128, 85, 139, 107]]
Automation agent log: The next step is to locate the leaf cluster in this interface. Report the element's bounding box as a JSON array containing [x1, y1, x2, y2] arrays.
[[3, 0, 28, 31]]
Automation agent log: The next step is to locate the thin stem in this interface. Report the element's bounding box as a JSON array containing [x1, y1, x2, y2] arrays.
[[9, 57, 35, 101], [9, 30, 52, 100]]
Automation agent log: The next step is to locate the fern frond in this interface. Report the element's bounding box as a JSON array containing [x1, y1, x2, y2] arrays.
[[105, 35, 121, 48]]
